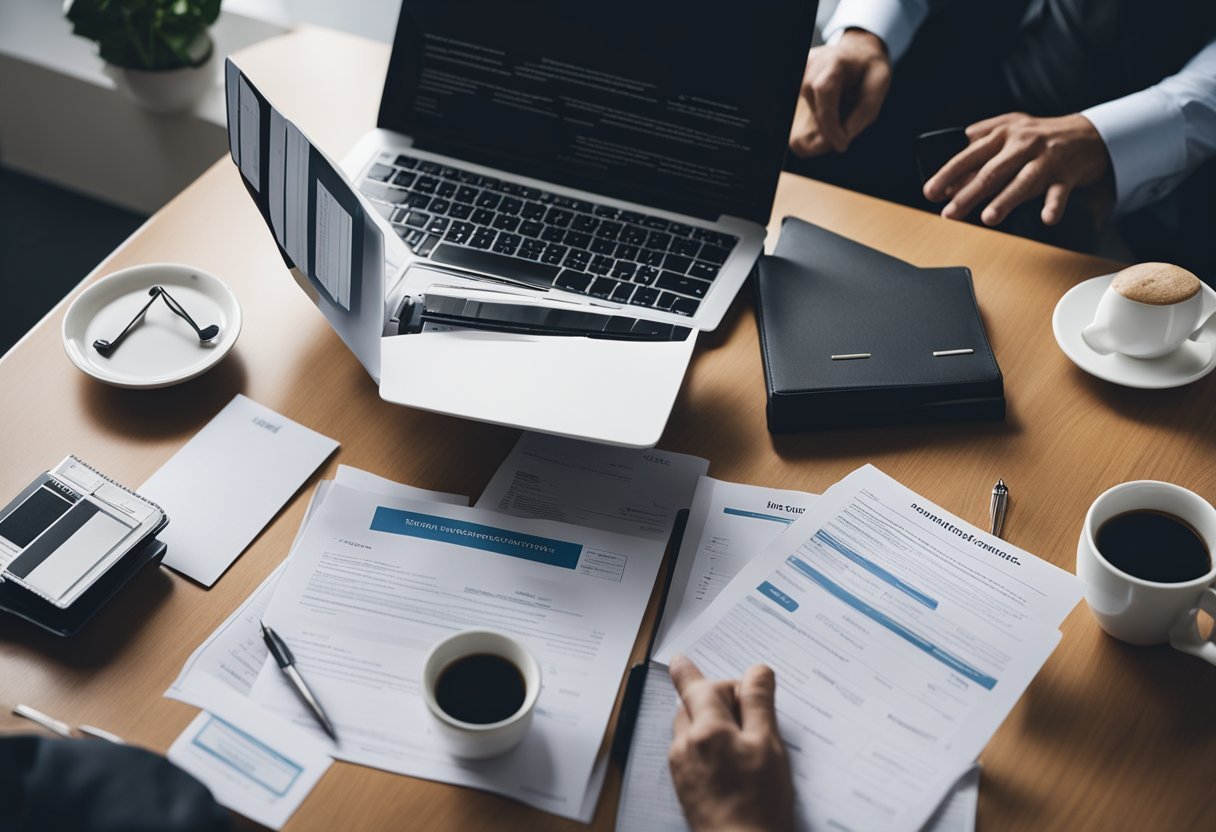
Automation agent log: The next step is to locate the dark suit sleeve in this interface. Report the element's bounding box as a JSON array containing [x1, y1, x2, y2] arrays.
[[0, 735, 233, 832]]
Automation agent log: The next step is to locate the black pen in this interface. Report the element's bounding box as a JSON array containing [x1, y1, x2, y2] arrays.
[[260, 621, 338, 741], [990, 479, 1009, 539]]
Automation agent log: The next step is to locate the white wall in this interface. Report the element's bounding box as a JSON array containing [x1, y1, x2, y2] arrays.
[[0, 0, 286, 213]]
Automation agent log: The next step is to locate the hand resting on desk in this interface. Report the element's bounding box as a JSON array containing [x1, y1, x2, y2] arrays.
[[668, 655, 795, 832]]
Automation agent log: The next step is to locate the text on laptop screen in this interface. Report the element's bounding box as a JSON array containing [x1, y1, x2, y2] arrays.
[[378, 0, 815, 225]]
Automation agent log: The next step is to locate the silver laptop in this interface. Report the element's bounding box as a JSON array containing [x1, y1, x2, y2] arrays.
[[225, 1, 814, 446]]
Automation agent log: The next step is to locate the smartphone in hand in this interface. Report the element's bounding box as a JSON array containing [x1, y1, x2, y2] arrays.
[[914, 127, 968, 187]]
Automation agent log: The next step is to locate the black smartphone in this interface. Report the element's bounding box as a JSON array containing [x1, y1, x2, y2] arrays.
[[914, 127, 969, 187]]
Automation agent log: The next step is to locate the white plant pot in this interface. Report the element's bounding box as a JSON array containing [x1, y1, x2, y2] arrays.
[[104, 50, 216, 115]]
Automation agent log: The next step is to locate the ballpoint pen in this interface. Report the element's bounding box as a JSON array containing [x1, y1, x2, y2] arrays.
[[990, 479, 1009, 539], [260, 622, 338, 741]]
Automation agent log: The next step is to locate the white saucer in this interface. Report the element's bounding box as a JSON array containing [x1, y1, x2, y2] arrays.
[[62, 263, 242, 388], [1052, 274, 1216, 389]]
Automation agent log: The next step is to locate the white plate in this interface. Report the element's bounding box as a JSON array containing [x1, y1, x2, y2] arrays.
[[62, 263, 242, 388], [1052, 274, 1216, 389]]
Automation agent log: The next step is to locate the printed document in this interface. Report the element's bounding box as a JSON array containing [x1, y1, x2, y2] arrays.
[[660, 465, 1082, 832], [476, 432, 705, 819], [250, 484, 670, 820], [615, 663, 978, 832], [167, 466, 467, 705], [653, 477, 817, 655], [477, 432, 707, 545], [168, 677, 332, 830]]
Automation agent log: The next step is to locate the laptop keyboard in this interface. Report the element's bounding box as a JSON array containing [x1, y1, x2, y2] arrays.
[[358, 152, 740, 319]]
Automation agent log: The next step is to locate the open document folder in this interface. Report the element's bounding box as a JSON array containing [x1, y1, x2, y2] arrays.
[[224, 59, 696, 448]]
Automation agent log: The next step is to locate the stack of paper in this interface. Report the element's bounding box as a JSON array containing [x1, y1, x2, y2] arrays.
[[167, 435, 707, 824], [619, 465, 1081, 832], [166, 465, 470, 828], [168, 445, 1078, 831]]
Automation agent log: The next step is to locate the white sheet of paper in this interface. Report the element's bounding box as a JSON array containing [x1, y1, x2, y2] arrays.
[[168, 677, 332, 830], [141, 395, 338, 586], [250, 485, 668, 820], [477, 433, 706, 817], [313, 180, 352, 310], [652, 477, 818, 656], [661, 465, 1082, 832], [268, 108, 287, 249], [284, 122, 309, 271], [614, 664, 979, 832], [237, 76, 261, 191], [476, 432, 708, 544], [166, 466, 468, 705]]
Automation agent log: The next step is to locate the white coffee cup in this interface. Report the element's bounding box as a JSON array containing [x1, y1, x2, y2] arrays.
[[1081, 264, 1216, 359], [421, 629, 541, 759], [1077, 481, 1216, 663]]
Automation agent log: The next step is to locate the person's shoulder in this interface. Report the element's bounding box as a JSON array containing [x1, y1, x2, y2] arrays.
[[1, 735, 233, 832]]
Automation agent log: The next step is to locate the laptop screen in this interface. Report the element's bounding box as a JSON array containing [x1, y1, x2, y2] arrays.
[[377, 1, 815, 225]]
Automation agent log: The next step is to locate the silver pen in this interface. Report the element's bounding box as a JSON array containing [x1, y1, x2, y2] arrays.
[[990, 479, 1009, 539], [260, 622, 338, 741]]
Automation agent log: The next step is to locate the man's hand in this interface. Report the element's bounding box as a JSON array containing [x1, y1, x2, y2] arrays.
[[789, 29, 892, 157], [667, 655, 795, 832], [923, 112, 1112, 226]]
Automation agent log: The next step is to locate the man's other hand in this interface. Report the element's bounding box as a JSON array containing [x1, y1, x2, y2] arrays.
[[667, 655, 795, 832], [923, 112, 1112, 226], [789, 29, 892, 157]]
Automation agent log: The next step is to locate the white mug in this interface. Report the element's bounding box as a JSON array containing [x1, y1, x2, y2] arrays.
[[421, 629, 541, 759], [1076, 481, 1216, 664], [1081, 278, 1216, 359]]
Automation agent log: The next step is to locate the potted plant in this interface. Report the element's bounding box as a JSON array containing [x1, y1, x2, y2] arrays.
[[66, 0, 223, 114]]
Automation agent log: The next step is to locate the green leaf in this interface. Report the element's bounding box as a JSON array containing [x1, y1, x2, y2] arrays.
[[65, 0, 218, 70]]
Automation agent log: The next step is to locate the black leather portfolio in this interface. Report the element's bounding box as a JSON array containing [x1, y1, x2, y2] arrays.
[[755, 218, 1005, 431]]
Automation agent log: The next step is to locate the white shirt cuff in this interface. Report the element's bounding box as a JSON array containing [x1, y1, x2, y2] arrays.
[[1083, 87, 1188, 214], [822, 0, 929, 63]]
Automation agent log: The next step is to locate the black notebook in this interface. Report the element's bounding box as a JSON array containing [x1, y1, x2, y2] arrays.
[[755, 217, 1004, 431], [0, 458, 168, 636]]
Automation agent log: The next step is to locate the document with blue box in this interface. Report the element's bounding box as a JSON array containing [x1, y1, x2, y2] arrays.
[[657, 465, 1083, 832], [169, 676, 333, 830], [618, 475, 987, 831], [166, 465, 469, 705], [250, 484, 681, 819]]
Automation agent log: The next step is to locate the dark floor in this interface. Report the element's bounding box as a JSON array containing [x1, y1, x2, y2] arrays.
[[0, 167, 147, 357]]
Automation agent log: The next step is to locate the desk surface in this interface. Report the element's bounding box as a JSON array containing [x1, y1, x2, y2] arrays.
[[2, 26, 1214, 832]]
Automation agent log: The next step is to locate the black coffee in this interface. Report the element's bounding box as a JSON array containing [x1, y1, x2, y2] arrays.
[[435, 653, 526, 725], [1096, 510, 1210, 583]]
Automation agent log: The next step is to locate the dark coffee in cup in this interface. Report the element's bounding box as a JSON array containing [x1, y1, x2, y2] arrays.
[[435, 652, 527, 724], [1096, 510, 1211, 583]]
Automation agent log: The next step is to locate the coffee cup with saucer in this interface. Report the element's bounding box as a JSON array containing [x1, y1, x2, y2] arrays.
[[1053, 264, 1216, 389]]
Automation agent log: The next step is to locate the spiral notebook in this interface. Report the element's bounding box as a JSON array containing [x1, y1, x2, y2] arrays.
[[0, 457, 168, 634]]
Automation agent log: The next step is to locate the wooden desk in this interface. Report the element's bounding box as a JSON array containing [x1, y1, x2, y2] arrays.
[[2, 26, 1214, 832]]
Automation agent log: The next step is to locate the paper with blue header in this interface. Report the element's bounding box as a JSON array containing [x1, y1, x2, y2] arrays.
[[659, 464, 1082, 832], [250, 483, 671, 819]]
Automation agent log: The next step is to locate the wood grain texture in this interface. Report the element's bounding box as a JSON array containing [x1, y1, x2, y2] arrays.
[[1, 25, 1214, 832]]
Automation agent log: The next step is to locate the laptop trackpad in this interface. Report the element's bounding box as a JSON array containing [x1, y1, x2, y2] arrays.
[[379, 328, 696, 448]]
